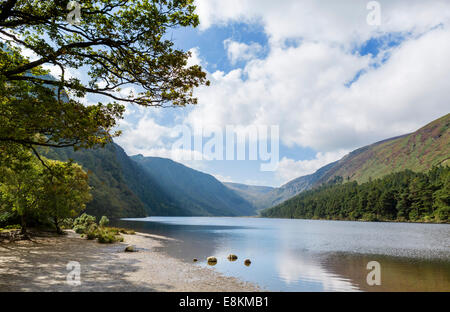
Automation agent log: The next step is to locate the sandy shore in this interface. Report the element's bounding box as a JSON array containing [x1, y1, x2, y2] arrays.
[[0, 230, 258, 292]]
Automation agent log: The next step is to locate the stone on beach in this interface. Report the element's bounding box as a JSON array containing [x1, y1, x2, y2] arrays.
[[124, 245, 136, 252]]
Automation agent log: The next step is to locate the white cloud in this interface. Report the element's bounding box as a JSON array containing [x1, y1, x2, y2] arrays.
[[187, 25, 450, 153], [195, 0, 450, 44], [223, 39, 262, 64], [276, 150, 349, 184], [119, 1, 450, 186], [115, 115, 178, 153]]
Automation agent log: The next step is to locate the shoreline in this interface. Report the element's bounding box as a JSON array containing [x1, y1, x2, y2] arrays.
[[0, 230, 259, 292]]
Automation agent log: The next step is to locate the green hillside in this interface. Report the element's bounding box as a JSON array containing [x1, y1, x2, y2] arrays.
[[261, 166, 449, 223], [42, 144, 177, 218], [132, 156, 256, 216], [257, 113, 450, 209], [44, 144, 255, 218], [320, 113, 450, 184]]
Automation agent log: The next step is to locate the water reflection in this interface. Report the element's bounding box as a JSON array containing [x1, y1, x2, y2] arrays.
[[113, 217, 450, 292], [275, 250, 359, 291]]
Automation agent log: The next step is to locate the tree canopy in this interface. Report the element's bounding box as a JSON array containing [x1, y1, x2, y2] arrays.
[[0, 0, 208, 152], [261, 167, 450, 223]]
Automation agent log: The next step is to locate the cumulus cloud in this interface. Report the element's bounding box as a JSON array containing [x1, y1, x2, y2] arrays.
[[276, 150, 349, 184], [223, 39, 263, 64], [118, 1, 450, 185], [195, 0, 450, 44], [187, 25, 450, 153]]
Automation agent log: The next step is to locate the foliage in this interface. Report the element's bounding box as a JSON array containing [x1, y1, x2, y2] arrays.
[[96, 229, 124, 244], [0, 148, 42, 232], [61, 218, 74, 229], [38, 160, 92, 233], [107, 227, 135, 235], [262, 166, 450, 223], [0, 147, 92, 233], [72, 213, 96, 233], [2, 224, 21, 230], [99, 215, 109, 227], [0, 0, 208, 156]]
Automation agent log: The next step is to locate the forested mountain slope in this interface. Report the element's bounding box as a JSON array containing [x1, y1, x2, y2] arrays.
[[257, 113, 450, 210], [132, 155, 256, 216]]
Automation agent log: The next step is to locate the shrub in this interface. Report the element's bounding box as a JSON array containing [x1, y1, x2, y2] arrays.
[[85, 223, 99, 240], [73, 225, 86, 234], [362, 212, 378, 222], [105, 227, 135, 235], [97, 229, 123, 244], [73, 213, 96, 228], [61, 218, 74, 229], [73, 213, 96, 234], [99, 216, 109, 227], [4, 224, 21, 230]]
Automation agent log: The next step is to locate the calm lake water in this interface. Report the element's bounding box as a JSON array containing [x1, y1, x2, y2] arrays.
[[114, 217, 450, 292]]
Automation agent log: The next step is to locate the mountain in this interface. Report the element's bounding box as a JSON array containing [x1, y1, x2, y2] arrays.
[[132, 155, 256, 216], [314, 113, 450, 184], [261, 165, 449, 223], [223, 182, 274, 207], [258, 113, 450, 210], [42, 144, 178, 218], [45, 144, 256, 217]]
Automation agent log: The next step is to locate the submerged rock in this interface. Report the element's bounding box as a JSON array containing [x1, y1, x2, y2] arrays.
[[207, 256, 217, 264], [227, 254, 238, 261], [124, 245, 136, 252]]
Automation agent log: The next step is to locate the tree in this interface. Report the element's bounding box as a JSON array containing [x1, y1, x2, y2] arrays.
[[38, 159, 92, 234], [433, 170, 450, 222], [0, 0, 208, 155], [0, 149, 41, 234]]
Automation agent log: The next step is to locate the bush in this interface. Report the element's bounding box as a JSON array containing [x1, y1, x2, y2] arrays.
[[85, 223, 99, 240], [73, 213, 96, 227], [73, 213, 96, 234], [99, 216, 109, 227], [4, 224, 21, 230], [73, 225, 86, 234], [61, 218, 74, 229], [97, 229, 123, 244], [362, 212, 378, 222], [106, 227, 135, 235], [0, 212, 19, 228]]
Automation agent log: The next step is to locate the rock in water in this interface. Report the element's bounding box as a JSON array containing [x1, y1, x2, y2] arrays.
[[244, 259, 251, 266], [193, 258, 198, 262], [124, 245, 136, 252], [207, 256, 217, 264], [227, 254, 238, 261]]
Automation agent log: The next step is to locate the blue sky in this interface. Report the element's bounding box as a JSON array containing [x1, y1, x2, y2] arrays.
[[109, 0, 450, 187]]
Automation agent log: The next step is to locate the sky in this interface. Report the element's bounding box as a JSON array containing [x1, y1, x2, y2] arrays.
[[76, 1, 450, 187]]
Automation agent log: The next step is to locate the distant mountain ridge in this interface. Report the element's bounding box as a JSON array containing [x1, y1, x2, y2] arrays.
[[45, 144, 256, 217], [251, 113, 450, 210], [132, 155, 256, 216], [223, 182, 274, 207], [45, 113, 449, 217]]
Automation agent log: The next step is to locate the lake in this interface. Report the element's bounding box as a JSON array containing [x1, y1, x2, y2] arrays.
[[114, 217, 450, 292]]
